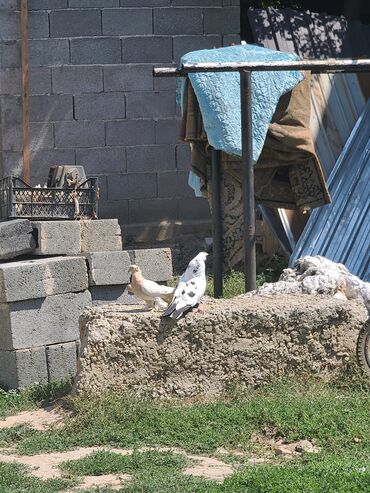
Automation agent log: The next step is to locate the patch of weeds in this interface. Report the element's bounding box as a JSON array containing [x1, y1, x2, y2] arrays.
[[0, 461, 72, 493], [60, 450, 188, 477], [0, 380, 71, 418], [0, 425, 36, 448]]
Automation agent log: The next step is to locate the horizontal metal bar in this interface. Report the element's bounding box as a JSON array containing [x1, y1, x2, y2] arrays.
[[153, 58, 370, 77]]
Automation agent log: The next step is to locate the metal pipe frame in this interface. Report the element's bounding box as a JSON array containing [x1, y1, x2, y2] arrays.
[[240, 70, 256, 292], [153, 58, 370, 295], [211, 148, 223, 297]]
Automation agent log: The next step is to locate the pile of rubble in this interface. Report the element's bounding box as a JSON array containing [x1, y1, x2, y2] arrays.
[[0, 218, 172, 389]]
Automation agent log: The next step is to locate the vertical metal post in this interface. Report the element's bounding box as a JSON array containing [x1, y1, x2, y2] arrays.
[[211, 148, 223, 298], [240, 70, 256, 292]]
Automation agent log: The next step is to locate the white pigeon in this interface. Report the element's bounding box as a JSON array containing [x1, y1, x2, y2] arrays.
[[161, 252, 208, 320], [128, 265, 175, 311]]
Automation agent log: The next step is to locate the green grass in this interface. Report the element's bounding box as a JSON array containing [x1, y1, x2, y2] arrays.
[[0, 379, 369, 493], [0, 462, 71, 493]]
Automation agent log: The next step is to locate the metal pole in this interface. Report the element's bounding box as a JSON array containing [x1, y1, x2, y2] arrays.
[[240, 70, 256, 292], [211, 148, 223, 298]]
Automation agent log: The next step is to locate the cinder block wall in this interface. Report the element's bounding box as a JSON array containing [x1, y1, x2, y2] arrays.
[[0, 0, 240, 243]]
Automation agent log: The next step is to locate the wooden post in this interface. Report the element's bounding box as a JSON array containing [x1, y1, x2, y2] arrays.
[[20, 0, 30, 184]]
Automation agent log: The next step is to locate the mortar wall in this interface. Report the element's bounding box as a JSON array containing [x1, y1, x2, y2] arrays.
[[0, 1, 240, 243]]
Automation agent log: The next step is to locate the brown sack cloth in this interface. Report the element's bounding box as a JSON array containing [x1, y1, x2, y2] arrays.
[[180, 73, 331, 268]]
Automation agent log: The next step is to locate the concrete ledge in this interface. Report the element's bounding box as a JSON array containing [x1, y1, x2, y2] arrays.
[[0, 290, 92, 350], [132, 247, 172, 281], [46, 341, 78, 382], [0, 219, 35, 260], [32, 220, 81, 255], [90, 285, 144, 306], [0, 256, 88, 302], [75, 294, 368, 397], [0, 346, 48, 390]]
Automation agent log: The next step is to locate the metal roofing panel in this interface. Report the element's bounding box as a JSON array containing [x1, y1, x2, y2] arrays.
[[290, 100, 370, 281]]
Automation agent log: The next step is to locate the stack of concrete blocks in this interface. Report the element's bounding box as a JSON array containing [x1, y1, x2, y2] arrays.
[[0, 218, 173, 389]]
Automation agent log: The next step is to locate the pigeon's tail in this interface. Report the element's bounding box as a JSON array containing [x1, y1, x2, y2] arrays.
[[161, 301, 177, 318], [170, 305, 193, 320]]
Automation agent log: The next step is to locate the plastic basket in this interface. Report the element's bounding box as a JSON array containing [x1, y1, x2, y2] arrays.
[[0, 176, 99, 220]]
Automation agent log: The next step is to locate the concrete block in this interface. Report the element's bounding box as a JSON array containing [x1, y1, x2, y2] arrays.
[[74, 93, 125, 120], [0, 219, 35, 260], [70, 0, 118, 6], [223, 33, 240, 46], [122, 36, 172, 63], [203, 7, 240, 34], [102, 8, 152, 36], [0, 68, 21, 95], [157, 171, 193, 198], [80, 219, 122, 253], [0, 347, 48, 390], [30, 94, 73, 122], [90, 285, 144, 306], [0, 10, 20, 41], [0, 94, 22, 124], [1, 151, 23, 176], [29, 11, 50, 39], [0, 1, 19, 9], [172, 0, 221, 4], [29, 39, 70, 67], [98, 200, 128, 226], [0, 290, 92, 350], [155, 118, 181, 144], [106, 119, 155, 146], [30, 122, 54, 150], [154, 75, 177, 91], [107, 173, 157, 201], [0, 41, 20, 69], [30, 68, 52, 95], [28, 0, 68, 9], [52, 65, 103, 94], [103, 64, 153, 92], [84, 250, 131, 286], [120, 0, 169, 5], [0, 256, 88, 303], [50, 9, 102, 38], [31, 221, 81, 256], [126, 91, 175, 118], [46, 341, 78, 382], [54, 121, 105, 148], [154, 7, 203, 35], [126, 144, 175, 172], [173, 35, 222, 61], [128, 198, 178, 224], [70, 38, 121, 65], [133, 248, 172, 281], [179, 197, 210, 221], [176, 143, 191, 170], [76, 147, 126, 175]]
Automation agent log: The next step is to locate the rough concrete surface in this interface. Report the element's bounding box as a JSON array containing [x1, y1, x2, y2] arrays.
[[0, 346, 48, 389], [80, 219, 122, 252], [75, 294, 368, 397], [85, 250, 131, 286], [0, 290, 91, 350], [133, 247, 173, 281], [90, 285, 144, 306], [32, 220, 81, 255], [0, 256, 88, 302], [0, 219, 35, 260]]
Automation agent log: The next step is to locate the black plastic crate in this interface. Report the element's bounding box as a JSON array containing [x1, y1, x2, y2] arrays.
[[0, 176, 99, 220]]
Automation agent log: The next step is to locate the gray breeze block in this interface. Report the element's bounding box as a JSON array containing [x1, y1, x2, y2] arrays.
[[80, 219, 122, 253], [90, 285, 144, 306], [0, 346, 48, 390], [0, 219, 36, 260], [46, 341, 78, 382], [0, 256, 88, 303], [0, 290, 92, 350], [133, 248, 172, 281], [32, 220, 81, 255], [85, 250, 131, 286]]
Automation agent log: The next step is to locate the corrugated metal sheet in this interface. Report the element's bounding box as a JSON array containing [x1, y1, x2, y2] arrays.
[[290, 100, 370, 281], [247, 7, 367, 176]]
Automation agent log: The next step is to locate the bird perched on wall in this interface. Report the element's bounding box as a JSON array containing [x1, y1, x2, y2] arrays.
[[128, 264, 175, 311], [161, 252, 208, 320]]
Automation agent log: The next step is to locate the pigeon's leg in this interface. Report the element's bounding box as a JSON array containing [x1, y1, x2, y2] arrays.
[[192, 303, 206, 314], [145, 300, 155, 311]]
